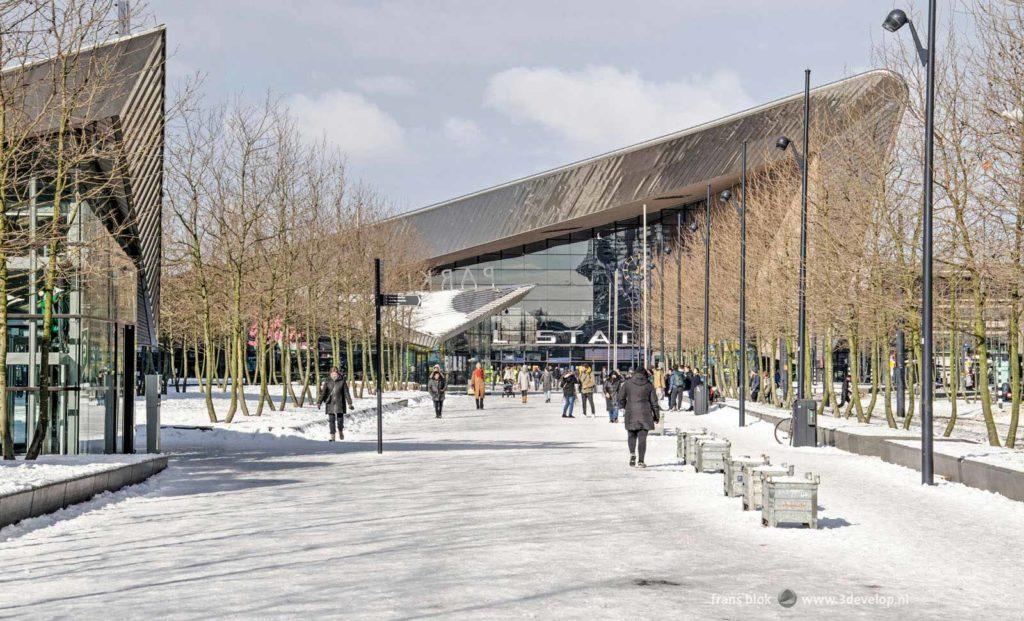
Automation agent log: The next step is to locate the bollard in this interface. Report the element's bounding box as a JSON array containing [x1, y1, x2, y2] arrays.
[[676, 428, 707, 463], [742, 463, 794, 511], [145, 374, 161, 453], [652, 413, 666, 436], [694, 437, 731, 473], [761, 472, 820, 528], [724, 455, 769, 497], [684, 432, 715, 466]]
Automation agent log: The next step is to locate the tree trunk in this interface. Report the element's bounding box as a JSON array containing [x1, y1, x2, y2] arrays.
[[0, 214, 11, 459], [864, 340, 880, 421], [971, 288, 1000, 446], [944, 313, 960, 437]]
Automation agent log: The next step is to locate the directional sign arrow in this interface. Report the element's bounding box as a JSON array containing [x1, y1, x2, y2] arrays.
[[380, 294, 421, 307]]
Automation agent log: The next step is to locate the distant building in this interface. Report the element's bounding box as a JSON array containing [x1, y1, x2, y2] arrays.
[[394, 70, 906, 377]]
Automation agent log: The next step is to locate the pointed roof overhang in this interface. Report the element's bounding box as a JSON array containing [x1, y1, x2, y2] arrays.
[[392, 70, 907, 267]]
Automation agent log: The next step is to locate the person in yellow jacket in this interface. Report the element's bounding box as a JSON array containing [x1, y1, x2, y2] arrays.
[[580, 366, 597, 416], [653, 364, 666, 400]]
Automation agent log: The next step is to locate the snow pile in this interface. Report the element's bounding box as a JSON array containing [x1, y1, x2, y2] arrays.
[[151, 384, 424, 432], [141, 384, 430, 452], [0, 454, 154, 496]]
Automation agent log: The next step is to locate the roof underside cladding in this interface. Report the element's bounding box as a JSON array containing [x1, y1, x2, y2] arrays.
[[395, 70, 906, 266], [3, 28, 166, 346]]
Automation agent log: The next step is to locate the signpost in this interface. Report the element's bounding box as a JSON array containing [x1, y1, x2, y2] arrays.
[[373, 259, 421, 454]]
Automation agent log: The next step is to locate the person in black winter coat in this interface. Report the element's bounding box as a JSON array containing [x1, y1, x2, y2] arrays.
[[603, 370, 623, 423], [838, 373, 852, 407], [318, 366, 353, 441], [617, 367, 660, 467], [427, 365, 447, 418], [560, 371, 581, 418]]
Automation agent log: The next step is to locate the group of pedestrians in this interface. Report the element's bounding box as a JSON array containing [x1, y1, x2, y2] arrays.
[[664, 365, 706, 412], [315, 360, 674, 468]]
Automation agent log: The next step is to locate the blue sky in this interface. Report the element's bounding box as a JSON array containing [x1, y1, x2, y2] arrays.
[[152, 0, 917, 211]]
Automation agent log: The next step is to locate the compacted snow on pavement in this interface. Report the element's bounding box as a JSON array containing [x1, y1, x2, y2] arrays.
[[2, 391, 1023, 620]]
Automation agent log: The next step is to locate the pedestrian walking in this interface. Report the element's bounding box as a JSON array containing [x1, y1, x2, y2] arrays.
[[580, 366, 596, 416], [317, 366, 353, 441], [684, 366, 695, 411], [618, 367, 659, 467], [604, 370, 623, 423], [749, 370, 760, 401], [472, 362, 486, 409], [518, 365, 532, 403], [838, 373, 852, 407], [560, 369, 581, 418], [541, 365, 554, 402], [427, 365, 447, 418], [669, 365, 684, 411], [653, 364, 666, 400]]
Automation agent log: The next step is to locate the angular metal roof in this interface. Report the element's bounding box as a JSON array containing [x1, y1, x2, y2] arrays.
[[394, 70, 906, 266], [405, 286, 534, 349], [3, 27, 165, 346]]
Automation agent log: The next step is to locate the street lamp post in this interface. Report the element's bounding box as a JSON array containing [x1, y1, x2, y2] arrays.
[[656, 225, 666, 369], [642, 204, 649, 367], [703, 184, 711, 377], [776, 69, 811, 403], [723, 141, 749, 427], [884, 3, 937, 486], [676, 212, 682, 365], [612, 268, 620, 370]]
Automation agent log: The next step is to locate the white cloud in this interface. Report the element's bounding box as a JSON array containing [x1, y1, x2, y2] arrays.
[[485, 65, 753, 150], [285, 90, 406, 159], [442, 117, 484, 149], [355, 75, 417, 96]]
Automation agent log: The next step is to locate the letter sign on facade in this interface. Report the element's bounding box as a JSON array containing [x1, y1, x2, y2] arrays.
[[535, 330, 557, 344]]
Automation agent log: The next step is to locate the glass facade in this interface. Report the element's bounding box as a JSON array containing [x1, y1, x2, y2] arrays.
[[430, 204, 697, 373], [5, 178, 137, 455]]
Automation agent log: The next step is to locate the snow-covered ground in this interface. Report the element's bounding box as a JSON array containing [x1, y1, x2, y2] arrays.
[[740, 390, 1024, 452], [0, 454, 156, 496], [153, 383, 424, 431], [3, 391, 1023, 619]]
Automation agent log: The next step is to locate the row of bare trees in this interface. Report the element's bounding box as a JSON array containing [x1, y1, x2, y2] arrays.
[[161, 92, 425, 424], [648, 1, 1024, 448]]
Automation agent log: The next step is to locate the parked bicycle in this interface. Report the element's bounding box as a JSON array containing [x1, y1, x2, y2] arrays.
[[774, 417, 791, 445]]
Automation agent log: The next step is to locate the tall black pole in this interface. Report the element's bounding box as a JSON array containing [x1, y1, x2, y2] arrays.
[[739, 140, 748, 427], [896, 327, 906, 418], [659, 245, 665, 368], [921, 0, 937, 485], [796, 69, 810, 401], [704, 184, 711, 376], [374, 258, 383, 455], [676, 213, 682, 364]]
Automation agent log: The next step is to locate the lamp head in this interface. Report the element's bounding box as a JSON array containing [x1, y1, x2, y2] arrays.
[[688, 221, 699, 233], [775, 136, 792, 151], [883, 9, 909, 33], [719, 189, 732, 203]]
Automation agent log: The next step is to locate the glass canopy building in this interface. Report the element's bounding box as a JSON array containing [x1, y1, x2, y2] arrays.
[[398, 70, 906, 375], [4, 28, 165, 455]]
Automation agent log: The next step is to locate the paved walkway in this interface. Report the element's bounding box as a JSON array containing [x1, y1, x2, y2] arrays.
[[2, 395, 1022, 619]]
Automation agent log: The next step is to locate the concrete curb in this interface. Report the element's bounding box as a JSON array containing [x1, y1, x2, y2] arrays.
[[0, 455, 168, 529], [728, 402, 1024, 503], [162, 397, 427, 434]]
